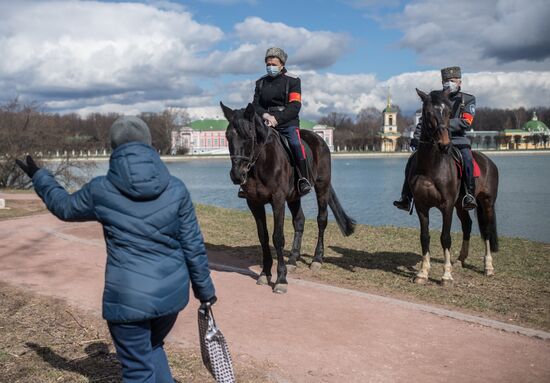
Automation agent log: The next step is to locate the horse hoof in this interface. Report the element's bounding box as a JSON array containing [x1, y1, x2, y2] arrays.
[[256, 275, 270, 286], [310, 262, 322, 272], [485, 268, 494, 276], [273, 284, 287, 294], [414, 276, 427, 284], [454, 260, 465, 268], [286, 264, 297, 273], [441, 278, 454, 287]]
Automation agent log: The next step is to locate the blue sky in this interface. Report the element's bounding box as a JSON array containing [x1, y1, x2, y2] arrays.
[[0, 0, 549, 120], [179, 0, 423, 78]]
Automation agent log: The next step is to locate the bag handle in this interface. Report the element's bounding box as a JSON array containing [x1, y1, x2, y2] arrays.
[[201, 303, 220, 341]]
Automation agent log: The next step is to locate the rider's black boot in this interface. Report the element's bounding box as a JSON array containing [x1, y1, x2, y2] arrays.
[[393, 196, 411, 211], [462, 177, 477, 210], [296, 159, 312, 196], [237, 187, 246, 198], [394, 176, 412, 211]]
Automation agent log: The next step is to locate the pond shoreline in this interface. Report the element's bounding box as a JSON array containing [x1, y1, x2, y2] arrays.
[[39, 149, 550, 162]]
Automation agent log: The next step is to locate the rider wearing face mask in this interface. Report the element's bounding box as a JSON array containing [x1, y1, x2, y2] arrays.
[[394, 66, 478, 211], [249, 47, 312, 196]]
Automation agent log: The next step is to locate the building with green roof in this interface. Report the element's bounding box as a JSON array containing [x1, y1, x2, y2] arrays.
[[522, 112, 549, 134], [171, 118, 334, 154]]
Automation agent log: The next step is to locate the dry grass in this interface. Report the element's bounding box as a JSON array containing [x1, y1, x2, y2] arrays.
[[0, 199, 47, 221], [0, 282, 272, 383], [197, 205, 550, 331]]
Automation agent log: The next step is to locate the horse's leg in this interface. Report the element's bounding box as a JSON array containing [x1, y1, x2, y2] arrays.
[[287, 199, 305, 272], [477, 196, 497, 276], [415, 207, 431, 284], [271, 197, 288, 293], [440, 206, 454, 286], [246, 200, 272, 285], [454, 204, 472, 267], [311, 185, 330, 272]]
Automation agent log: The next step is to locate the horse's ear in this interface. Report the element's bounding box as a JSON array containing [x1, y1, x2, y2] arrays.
[[442, 87, 451, 98], [244, 103, 255, 121], [220, 101, 234, 121], [416, 88, 429, 102]]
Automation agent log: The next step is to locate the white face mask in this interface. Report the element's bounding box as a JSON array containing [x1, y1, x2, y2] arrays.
[[443, 81, 459, 93]]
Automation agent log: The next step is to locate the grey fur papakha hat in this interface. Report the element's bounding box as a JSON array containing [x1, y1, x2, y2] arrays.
[[110, 116, 152, 149], [265, 47, 288, 64], [441, 66, 461, 81]]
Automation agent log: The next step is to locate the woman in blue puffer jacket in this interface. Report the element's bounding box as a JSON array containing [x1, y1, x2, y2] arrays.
[[16, 116, 216, 383]]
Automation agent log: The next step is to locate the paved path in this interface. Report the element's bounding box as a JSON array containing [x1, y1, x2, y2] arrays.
[[1, 205, 549, 382]]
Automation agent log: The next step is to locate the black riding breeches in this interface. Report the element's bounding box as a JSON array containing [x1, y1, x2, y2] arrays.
[[277, 125, 306, 162], [401, 152, 416, 198], [459, 147, 475, 191]]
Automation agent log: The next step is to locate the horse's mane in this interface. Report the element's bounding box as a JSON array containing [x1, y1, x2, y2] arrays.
[[232, 107, 268, 140]]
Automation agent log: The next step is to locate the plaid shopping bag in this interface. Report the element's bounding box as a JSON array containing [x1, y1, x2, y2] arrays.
[[198, 303, 236, 383]]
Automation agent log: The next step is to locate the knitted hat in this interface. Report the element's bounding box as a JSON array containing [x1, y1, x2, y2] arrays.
[[265, 47, 288, 65], [441, 66, 461, 81], [110, 116, 152, 149]]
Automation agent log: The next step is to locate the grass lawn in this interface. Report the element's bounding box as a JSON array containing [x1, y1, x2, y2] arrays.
[[196, 205, 550, 331]]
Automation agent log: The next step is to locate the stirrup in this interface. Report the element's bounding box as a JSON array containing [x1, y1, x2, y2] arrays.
[[298, 178, 312, 195], [462, 194, 477, 210]]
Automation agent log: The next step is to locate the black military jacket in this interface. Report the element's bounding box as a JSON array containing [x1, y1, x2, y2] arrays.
[[252, 68, 301, 129]]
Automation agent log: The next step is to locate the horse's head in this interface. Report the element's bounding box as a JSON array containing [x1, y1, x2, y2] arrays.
[[220, 101, 270, 185], [416, 88, 452, 152]]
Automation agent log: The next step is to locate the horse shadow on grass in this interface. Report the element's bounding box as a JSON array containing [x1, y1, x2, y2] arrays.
[[206, 242, 448, 284], [326, 246, 445, 283]]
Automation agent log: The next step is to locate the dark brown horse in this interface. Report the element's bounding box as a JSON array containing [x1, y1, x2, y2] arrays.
[[220, 102, 355, 293], [409, 89, 499, 285]]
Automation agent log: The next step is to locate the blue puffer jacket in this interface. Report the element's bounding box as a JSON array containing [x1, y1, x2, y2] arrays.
[[32, 142, 215, 323]]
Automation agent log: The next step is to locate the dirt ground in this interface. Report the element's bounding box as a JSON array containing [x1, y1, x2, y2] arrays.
[[1, 194, 550, 382]]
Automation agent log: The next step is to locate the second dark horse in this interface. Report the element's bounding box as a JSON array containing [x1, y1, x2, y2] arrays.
[[221, 102, 356, 293], [410, 89, 499, 285]]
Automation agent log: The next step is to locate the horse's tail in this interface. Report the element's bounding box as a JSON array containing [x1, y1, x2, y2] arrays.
[[476, 202, 499, 252], [328, 185, 356, 236]]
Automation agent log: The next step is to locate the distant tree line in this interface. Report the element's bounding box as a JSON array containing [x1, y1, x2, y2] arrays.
[[319, 105, 550, 151], [0, 99, 190, 188]]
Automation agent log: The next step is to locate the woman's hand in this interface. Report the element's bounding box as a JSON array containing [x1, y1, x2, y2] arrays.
[[15, 155, 40, 178]]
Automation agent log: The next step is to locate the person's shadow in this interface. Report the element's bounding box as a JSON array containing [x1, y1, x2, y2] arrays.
[[26, 341, 121, 382], [26, 342, 184, 382]]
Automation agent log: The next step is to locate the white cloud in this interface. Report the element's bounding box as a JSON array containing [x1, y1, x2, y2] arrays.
[[392, 0, 550, 71], [185, 70, 550, 122], [234, 17, 351, 69], [0, 1, 351, 115], [0, 1, 223, 92]]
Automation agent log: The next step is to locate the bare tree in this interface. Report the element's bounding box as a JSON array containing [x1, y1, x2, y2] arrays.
[[0, 99, 94, 189]]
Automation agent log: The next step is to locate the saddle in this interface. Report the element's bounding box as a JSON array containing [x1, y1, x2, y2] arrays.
[[451, 147, 481, 178], [274, 130, 311, 168]]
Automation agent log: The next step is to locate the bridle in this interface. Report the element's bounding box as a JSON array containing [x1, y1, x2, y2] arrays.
[[419, 102, 451, 148], [229, 115, 271, 185]]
